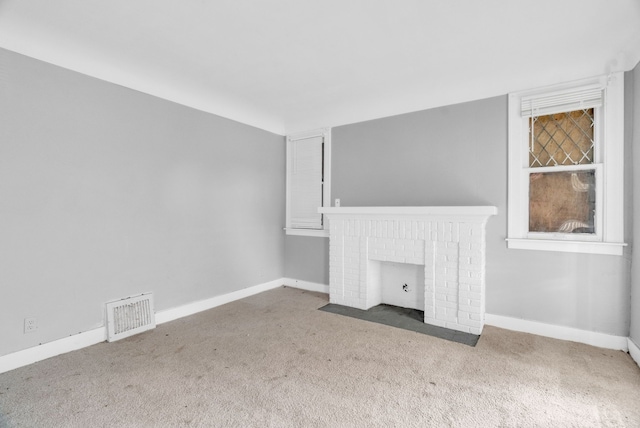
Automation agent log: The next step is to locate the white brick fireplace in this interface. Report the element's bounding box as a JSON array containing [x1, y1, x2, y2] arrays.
[[319, 207, 497, 335]]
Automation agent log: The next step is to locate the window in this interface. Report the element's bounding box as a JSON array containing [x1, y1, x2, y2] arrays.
[[507, 73, 625, 255], [285, 128, 331, 237]]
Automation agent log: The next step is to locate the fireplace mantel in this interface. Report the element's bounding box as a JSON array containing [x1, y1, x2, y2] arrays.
[[319, 205, 497, 335], [319, 206, 497, 217]]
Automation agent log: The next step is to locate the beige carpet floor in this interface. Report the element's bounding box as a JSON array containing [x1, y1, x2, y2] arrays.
[[0, 286, 639, 427]]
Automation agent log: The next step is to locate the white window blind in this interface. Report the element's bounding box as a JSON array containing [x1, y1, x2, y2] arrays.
[[521, 86, 603, 117], [289, 135, 324, 229]]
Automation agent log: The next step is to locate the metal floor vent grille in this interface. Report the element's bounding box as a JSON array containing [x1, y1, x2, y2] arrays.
[[106, 293, 155, 342]]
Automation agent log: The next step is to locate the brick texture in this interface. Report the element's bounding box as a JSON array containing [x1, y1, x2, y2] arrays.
[[327, 213, 490, 335]]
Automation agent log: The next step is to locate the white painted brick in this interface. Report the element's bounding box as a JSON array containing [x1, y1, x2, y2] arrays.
[[469, 285, 482, 294], [401, 240, 418, 251], [470, 242, 484, 251], [325, 209, 491, 336], [436, 254, 448, 263], [436, 313, 458, 323], [442, 223, 451, 242], [435, 293, 447, 302], [424, 267, 434, 279], [459, 248, 482, 258], [459, 277, 482, 287], [435, 306, 449, 315], [458, 242, 471, 251], [398, 250, 415, 259], [458, 261, 472, 271], [468, 298, 481, 308], [445, 282, 460, 292], [444, 261, 458, 269], [457, 283, 471, 292], [459, 304, 481, 314], [447, 322, 470, 333], [469, 326, 482, 335], [426, 318, 446, 328], [409, 222, 416, 240], [468, 270, 482, 280], [451, 223, 459, 242], [438, 300, 458, 310], [469, 233, 483, 244], [458, 317, 480, 328], [444, 272, 459, 282], [459, 298, 472, 307], [469, 312, 481, 321], [460, 290, 482, 301], [459, 223, 472, 236]]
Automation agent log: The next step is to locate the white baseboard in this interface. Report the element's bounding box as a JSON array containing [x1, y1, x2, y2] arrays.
[[3, 285, 633, 375], [485, 313, 629, 351], [0, 327, 106, 375], [155, 278, 284, 325], [282, 277, 329, 294], [628, 338, 640, 368], [0, 278, 286, 375]]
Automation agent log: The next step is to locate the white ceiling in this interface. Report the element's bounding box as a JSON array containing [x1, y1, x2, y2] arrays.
[[1, 0, 639, 135]]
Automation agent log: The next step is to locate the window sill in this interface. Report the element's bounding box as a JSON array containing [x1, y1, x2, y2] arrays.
[[506, 238, 626, 256], [285, 228, 329, 238]]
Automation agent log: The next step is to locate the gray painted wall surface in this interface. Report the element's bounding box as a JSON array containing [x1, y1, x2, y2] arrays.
[[631, 61, 640, 346], [0, 49, 285, 356], [284, 236, 329, 285], [330, 96, 631, 336]]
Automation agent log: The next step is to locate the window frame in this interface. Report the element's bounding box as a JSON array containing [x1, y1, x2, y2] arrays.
[[285, 128, 331, 238], [506, 73, 626, 255]]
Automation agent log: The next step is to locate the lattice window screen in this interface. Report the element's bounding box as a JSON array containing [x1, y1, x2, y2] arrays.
[[523, 86, 601, 169], [529, 109, 595, 168]]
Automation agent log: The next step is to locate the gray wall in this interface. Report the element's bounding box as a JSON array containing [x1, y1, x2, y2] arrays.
[[325, 95, 631, 336], [284, 236, 329, 284], [0, 49, 285, 356], [631, 60, 640, 347]]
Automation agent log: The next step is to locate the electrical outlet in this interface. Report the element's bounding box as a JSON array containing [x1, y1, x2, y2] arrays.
[[24, 317, 37, 333], [335, 199, 341, 207]]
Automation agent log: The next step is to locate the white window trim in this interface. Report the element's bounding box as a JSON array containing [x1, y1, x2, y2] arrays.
[[507, 73, 626, 256], [285, 128, 331, 237]]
